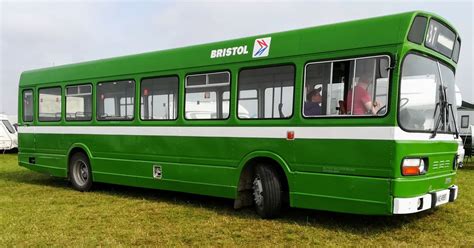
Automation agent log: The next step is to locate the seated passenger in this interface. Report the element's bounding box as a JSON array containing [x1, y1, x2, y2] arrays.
[[346, 75, 379, 115], [304, 88, 322, 116]]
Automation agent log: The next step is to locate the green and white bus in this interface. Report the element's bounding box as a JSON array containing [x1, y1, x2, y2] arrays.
[[18, 11, 462, 218]]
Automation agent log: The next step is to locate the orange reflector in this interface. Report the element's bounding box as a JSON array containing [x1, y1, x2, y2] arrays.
[[402, 166, 419, 176]]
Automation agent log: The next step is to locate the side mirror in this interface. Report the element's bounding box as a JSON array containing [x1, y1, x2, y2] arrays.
[[379, 58, 389, 78]]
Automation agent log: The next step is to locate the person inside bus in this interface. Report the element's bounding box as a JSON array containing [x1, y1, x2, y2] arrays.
[[346, 74, 380, 115], [304, 88, 322, 116]]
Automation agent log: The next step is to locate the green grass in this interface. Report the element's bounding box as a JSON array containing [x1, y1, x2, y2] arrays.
[[1, 154, 473, 246]]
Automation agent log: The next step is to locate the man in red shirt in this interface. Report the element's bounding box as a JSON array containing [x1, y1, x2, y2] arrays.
[[346, 75, 379, 115]]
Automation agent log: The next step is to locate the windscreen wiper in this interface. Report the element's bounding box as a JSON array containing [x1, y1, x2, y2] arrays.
[[431, 85, 448, 139], [448, 103, 460, 139]]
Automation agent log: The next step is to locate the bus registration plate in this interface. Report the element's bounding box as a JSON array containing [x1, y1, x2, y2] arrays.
[[434, 189, 450, 207]]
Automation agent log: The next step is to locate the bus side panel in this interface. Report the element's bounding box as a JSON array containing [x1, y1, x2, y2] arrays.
[[31, 133, 68, 177], [292, 139, 394, 177], [289, 138, 394, 214], [291, 172, 392, 215], [18, 132, 35, 154], [63, 134, 239, 198], [18, 132, 68, 177]]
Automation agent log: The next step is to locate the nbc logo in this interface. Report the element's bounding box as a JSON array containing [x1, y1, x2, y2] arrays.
[[252, 37, 271, 58]]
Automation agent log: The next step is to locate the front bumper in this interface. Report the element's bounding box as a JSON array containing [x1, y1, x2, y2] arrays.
[[393, 185, 458, 214]]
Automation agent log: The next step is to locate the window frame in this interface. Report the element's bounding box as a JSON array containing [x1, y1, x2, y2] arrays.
[[22, 89, 34, 123], [65, 83, 93, 122], [2, 120, 16, 134], [452, 37, 461, 63], [237, 63, 296, 120], [140, 74, 180, 121], [397, 50, 457, 134], [184, 70, 231, 121], [38, 86, 63, 122], [407, 15, 428, 45], [96, 79, 136, 121], [461, 115, 469, 128], [301, 54, 392, 119], [424, 17, 457, 59]]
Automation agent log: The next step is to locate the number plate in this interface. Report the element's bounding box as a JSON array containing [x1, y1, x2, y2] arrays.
[[434, 189, 450, 206]]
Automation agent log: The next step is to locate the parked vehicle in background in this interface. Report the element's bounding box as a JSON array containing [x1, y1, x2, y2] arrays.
[[0, 114, 18, 152], [457, 101, 474, 162], [12, 123, 19, 132]]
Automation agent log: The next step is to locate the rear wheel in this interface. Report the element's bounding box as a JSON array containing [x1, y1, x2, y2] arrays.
[[69, 152, 93, 192], [252, 164, 282, 218]]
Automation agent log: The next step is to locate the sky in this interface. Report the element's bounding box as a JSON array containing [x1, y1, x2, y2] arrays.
[[0, 0, 473, 116]]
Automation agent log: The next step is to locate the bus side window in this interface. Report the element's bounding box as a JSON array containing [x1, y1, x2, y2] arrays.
[[38, 87, 62, 122], [141, 76, 178, 120], [66, 84, 92, 121], [185, 71, 230, 120], [303, 56, 389, 117], [238, 65, 295, 119], [303, 62, 332, 116], [23, 90, 34, 122], [97, 80, 135, 121]]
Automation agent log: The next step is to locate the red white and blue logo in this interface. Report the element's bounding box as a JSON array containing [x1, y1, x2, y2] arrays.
[[252, 37, 271, 58]]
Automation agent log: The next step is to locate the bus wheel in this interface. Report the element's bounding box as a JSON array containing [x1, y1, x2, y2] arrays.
[[252, 164, 282, 218], [69, 152, 93, 192]]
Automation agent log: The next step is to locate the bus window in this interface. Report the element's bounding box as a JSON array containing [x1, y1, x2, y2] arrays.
[[238, 65, 295, 119], [66, 84, 92, 121], [185, 72, 230, 120], [97, 80, 135, 120], [303, 62, 331, 116], [23, 90, 34, 122], [408, 16, 428, 45], [304, 56, 389, 117], [141, 76, 178, 120], [38, 87, 62, 122]]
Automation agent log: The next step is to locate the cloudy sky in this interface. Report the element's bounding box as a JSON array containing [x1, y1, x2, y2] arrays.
[[1, 0, 473, 116]]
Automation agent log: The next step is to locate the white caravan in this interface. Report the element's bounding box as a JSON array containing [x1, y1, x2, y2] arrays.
[[0, 114, 18, 151]]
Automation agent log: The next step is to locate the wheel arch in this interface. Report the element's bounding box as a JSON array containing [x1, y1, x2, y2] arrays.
[[233, 151, 292, 209], [66, 143, 93, 178]]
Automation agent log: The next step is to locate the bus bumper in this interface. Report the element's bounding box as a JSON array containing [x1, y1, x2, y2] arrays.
[[393, 185, 458, 214]]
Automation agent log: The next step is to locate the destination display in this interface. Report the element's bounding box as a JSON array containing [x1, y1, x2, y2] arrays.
[[425, 19, 456, 58]]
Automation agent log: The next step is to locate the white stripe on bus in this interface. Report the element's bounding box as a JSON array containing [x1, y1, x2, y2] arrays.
[[18, 126, 457, 142]]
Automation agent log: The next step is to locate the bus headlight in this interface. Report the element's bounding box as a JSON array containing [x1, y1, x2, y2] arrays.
[[401, 158, 427, 176]]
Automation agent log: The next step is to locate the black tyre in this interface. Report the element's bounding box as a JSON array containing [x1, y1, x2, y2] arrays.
[[69, 152, 93, 192], [252, 164, 282, 219]]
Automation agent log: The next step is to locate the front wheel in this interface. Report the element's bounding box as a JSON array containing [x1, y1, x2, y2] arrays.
[[252, 164, 282, 219], [69, 152, 93, 192]]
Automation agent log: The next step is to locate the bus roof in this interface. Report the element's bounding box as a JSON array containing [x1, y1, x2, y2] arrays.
[[19, 11, 456, 87]]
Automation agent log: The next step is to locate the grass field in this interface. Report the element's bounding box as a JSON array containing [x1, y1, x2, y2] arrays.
[[1, 153, 473, 246]]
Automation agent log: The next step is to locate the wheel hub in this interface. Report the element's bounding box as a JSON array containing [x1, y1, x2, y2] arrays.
[[253, 176, 264, 207], [73, 160, 88, 186]]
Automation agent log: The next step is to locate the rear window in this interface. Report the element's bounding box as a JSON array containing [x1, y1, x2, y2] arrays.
[[23, 90, 34, 122]]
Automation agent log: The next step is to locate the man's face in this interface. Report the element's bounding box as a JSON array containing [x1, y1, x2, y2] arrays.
[[312, 93, 322, 103]]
